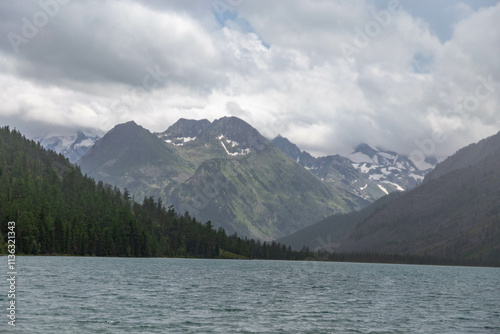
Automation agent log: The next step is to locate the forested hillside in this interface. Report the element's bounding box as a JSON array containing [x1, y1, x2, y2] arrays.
[[0, 126, 311, 260]]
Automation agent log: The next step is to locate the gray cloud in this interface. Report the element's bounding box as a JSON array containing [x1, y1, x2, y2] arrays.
[[1, 1, 225, 91], [1, 0, 499, 162]]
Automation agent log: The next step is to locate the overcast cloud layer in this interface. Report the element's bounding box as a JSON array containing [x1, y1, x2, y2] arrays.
[[1, 0, 499, 164]]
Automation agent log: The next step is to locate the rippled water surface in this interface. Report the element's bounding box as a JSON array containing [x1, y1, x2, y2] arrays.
[[4, 257, 500, 333]]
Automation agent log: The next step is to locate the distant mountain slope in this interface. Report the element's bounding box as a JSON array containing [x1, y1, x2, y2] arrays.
[[424, 130, 500, 181], [35, 131, 100, 163], [337, 133, 500, 264], [277, 192, 400, 251], [272, 136, 434, 202], [79, 117, 367, 240]]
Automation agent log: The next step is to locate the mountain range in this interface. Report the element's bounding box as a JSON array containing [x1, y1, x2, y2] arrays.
[[36, 116, 437, 241], [29, 116, 499, 264], [272, 136, 434, 202], [280, 130, 500, 264], [34, 122, 435, 201], [77, 117, 367, 240]]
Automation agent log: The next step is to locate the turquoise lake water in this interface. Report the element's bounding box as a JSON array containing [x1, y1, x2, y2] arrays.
[[3, 256, 499, 333]]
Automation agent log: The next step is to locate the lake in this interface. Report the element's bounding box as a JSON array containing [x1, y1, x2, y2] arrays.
[[4, 257, 499, 333]]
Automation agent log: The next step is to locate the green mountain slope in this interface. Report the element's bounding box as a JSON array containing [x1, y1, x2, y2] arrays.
[[78, 117, 368, 240], [171, 143, 366, 240], [78, 121, 195, 200]]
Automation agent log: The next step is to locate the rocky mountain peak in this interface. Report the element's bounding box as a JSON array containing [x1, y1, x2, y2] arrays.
[[353, 143, 379, 158], [271, 135, 302, 161], [158, 116, 269, 156], [161, 118, 210, 138]]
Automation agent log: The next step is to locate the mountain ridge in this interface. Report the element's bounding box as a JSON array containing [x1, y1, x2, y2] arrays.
[[272, 135, 435, 202], [424, 130, 500, 182], [78, 117, 368, 240]]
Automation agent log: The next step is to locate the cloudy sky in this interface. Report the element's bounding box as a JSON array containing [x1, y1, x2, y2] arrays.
[[1, 0, 499, 164]]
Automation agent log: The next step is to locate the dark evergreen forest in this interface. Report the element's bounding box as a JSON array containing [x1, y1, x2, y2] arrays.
[[0, 126, 311, 259]]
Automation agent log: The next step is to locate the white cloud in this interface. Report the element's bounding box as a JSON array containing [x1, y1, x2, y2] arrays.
[[0, 0, 499, 161]]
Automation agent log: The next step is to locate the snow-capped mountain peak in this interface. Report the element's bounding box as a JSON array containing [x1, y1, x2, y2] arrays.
[[158, 116, 268, 157], [272, 137, 437, 202], [347, 143, 432, 191], [34, 131, 100, 163]]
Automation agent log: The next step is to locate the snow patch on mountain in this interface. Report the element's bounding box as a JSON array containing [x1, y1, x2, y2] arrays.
[[164, 137, 196, 146], [382, 180, 404, 191], [410, 173, 424, 181], [73, 138, 95, 149], [357, 163, 377, 173], [369, 173, 384, 181], [377, 184, 389, 195], [219, 135, 250, 156]]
